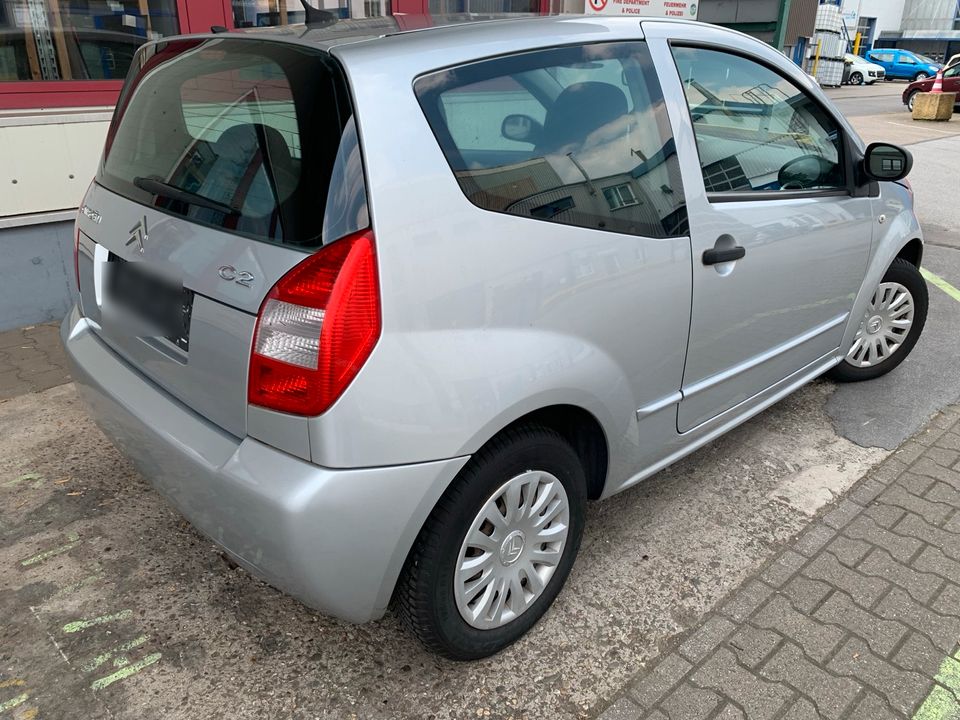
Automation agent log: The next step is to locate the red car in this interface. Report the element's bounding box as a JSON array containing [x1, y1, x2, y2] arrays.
[[903, 63, 960, 111]]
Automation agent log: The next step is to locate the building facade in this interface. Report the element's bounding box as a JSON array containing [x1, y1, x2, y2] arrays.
[[875, 0, 960, 63]]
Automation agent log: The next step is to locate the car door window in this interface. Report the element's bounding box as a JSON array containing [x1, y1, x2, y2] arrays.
[[901, 55, 917, 65], [671, 46, 845, 196], [945, 64, 960, 78], [415, 42, 688, 238]]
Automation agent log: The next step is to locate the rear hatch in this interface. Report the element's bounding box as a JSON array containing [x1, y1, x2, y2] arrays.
[[75, 35, 368, 438]]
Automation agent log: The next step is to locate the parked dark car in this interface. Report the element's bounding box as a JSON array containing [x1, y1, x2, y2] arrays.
[[903, 63, 960, 111]]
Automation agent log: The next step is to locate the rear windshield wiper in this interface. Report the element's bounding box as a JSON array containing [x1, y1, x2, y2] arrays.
[[134, 176, 241, 216]]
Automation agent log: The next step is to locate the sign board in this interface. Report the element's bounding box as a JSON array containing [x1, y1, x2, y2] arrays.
[[584, 0, 699, 19]]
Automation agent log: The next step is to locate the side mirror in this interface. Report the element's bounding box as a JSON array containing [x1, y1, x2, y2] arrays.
[[862, 142, 913, 181], [501, 114, 542, 145]]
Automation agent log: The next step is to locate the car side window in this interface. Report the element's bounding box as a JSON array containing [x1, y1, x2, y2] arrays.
[[415, 42, 688, 239], [945, 64, 960, 78], [901, 55, 916, 65], [671, 46, 845, 196]]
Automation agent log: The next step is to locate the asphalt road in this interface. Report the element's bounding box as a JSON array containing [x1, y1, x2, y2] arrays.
[[2, 81, 959, 720], [823, 79, 911, 117]]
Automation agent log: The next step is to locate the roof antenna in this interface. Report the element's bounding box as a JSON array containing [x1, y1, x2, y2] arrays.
[[299, 0, 338, 26]]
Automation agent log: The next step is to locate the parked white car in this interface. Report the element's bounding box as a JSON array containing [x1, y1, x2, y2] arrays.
[[844, 53, 886, 84]]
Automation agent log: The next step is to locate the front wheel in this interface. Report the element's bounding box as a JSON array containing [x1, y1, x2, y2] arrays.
[[827, 258, 928, 383], [908, 90, 919, 111], [395, 425, 586, 659], [914, 71, 929, 81], [850, 71, 864, 85]]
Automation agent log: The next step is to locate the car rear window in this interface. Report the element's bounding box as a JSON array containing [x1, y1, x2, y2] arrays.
[[99, 37, 367, 249]]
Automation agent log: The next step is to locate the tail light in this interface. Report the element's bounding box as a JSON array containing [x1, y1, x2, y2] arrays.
[[248, 229, 380, 416]]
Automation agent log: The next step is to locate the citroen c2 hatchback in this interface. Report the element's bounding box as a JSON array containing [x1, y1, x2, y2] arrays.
[[63, 14, 928, 659]]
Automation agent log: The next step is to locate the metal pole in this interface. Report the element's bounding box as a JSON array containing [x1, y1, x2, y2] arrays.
[[812, 38, 823, 76], [773, 0, 793, 51]]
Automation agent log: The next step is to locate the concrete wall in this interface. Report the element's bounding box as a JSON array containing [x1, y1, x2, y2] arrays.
[[0, 111, 109, 331], [0, 111, 110, 216], [0, 218, 75, 332]]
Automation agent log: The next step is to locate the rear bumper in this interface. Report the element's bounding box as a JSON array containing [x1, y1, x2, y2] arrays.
[[61, 307, 468, 622]]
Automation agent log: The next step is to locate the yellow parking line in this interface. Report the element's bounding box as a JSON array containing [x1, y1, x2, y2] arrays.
[[921, 268, 960, 303]]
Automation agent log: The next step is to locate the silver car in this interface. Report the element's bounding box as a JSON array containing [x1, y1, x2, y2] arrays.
[[62, 14, 927, 659]]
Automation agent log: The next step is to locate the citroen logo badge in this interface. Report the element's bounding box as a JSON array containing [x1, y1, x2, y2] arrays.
[[499, 530, 526, 566], [127, 216, 148, 254]]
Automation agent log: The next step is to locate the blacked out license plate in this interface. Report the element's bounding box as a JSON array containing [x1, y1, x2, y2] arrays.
[[105, 256, 193, 351]]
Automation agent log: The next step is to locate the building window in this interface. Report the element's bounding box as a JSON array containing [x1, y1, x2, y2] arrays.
[[231, 0, 391, 28], [603, 183, 639, 210], [0, 0, 179, 82]]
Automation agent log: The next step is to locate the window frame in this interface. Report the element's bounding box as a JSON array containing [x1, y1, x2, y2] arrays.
[[668, 40, 860, 204], [413, 40, 688, 239], [0, 0, 234, 111]]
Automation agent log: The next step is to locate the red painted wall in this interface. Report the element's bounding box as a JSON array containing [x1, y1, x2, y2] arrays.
[[0, 0, 234, 111]]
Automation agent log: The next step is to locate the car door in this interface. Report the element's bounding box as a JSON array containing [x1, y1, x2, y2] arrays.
[[944, 63, 960, 96], [897, 53, 917, 78], [869, 52, 894, 76], [653, 39, 874, 432]]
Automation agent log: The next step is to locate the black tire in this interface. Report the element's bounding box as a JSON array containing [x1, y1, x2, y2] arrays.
[[395, 424, 586, 660], [827, 258, 928, 383], [914, 72, 929, 82], [850, 71, 864, 85], [907, 90, 919, 111]]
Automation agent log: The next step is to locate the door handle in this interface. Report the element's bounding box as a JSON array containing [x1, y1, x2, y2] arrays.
[[702, 246, 746, 265]]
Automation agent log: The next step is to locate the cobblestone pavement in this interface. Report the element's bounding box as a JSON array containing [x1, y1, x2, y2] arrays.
[[0, 322, 70, 401], [597, 407, 960, 720]]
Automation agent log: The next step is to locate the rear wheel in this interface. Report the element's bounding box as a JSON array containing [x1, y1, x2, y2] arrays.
[[850, 71, 864, 85], [396, 425, 586, 659], [827, 258, 928, 383]]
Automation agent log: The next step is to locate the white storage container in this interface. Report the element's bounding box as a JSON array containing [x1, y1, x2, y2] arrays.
[[815, 3, 843, 34], [815, 58, 845, 87], [813, 31, 844, 59]]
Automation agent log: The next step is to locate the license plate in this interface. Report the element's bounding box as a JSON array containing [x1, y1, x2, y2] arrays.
[[105, 255, 193, 351]]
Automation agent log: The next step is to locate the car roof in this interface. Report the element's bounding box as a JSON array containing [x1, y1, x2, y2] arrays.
[[229, 12, 705, 51]]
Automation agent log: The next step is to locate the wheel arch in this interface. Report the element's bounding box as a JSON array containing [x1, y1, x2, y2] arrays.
[[489, 404, 610, 500], [896, 237, 923, 268]]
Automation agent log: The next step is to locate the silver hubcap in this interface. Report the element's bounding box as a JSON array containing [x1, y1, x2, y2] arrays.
[[845, 281, 915, 368], [454, 470, 570, 630]]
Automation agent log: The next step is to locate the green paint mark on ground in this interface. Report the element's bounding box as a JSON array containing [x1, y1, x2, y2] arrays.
[[19, 532, 80, 567], [921, 267, 960, 304], [938, 654, 960, 696], [0, 692, 29, 713], [913, 649, 960, 720], [82, 635, 149, 673], [90, 652, 161, 691], [62, 609, 132, 634], [50, 569, 103, 600], [914, 685, 960, 720], [4, 472, 43, 488]]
